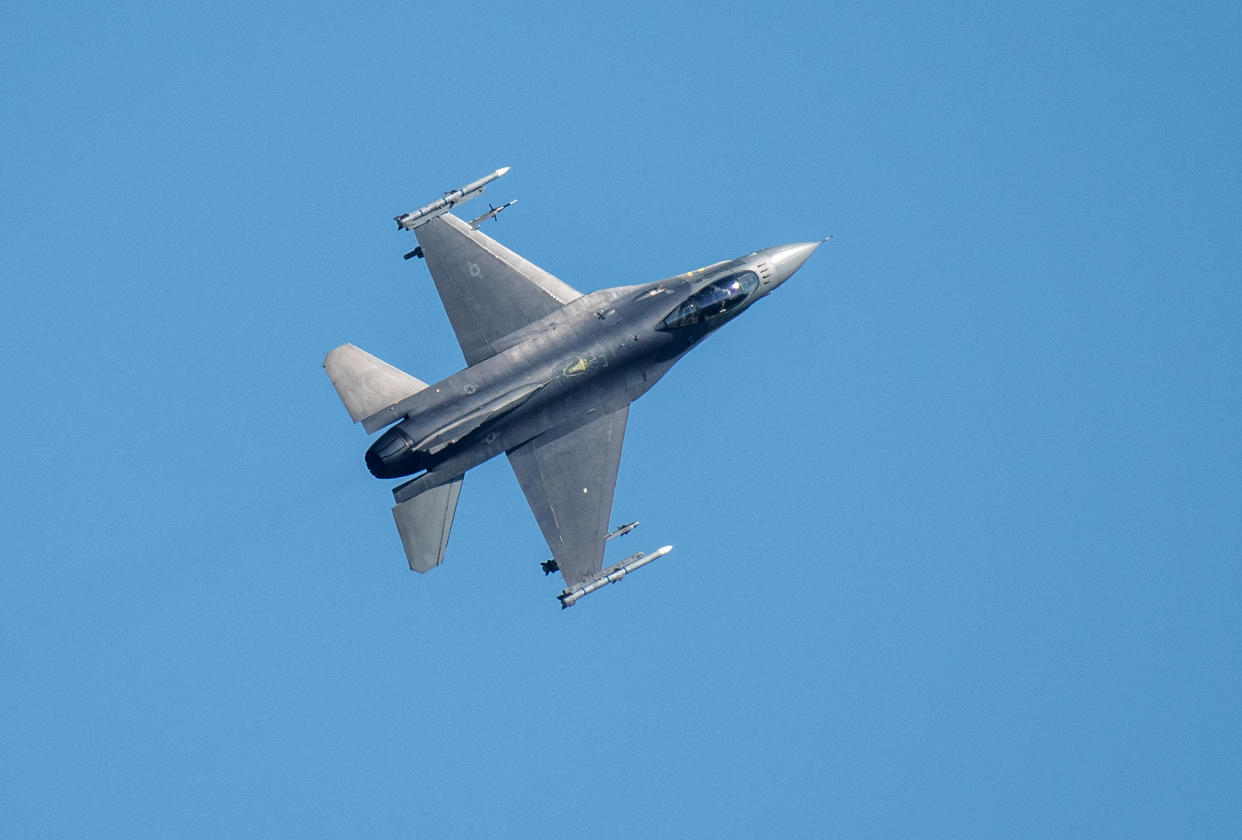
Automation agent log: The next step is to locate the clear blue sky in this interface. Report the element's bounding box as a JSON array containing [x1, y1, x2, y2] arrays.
[[2, 1, 1239, 837]]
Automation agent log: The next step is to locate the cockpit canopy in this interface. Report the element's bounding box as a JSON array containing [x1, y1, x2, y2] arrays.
[[659, 270, 760, 330]]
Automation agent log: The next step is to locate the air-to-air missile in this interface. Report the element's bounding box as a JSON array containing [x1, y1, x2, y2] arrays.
[[394, 166, 509, 231], [557, 545, 675, 609], [467, 199, 517, 230]]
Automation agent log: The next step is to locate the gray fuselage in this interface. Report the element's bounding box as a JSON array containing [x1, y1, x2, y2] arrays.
[[366, 246, 804, 501]]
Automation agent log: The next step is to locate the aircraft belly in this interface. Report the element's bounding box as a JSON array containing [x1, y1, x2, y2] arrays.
[[394, 310, 648, 500]]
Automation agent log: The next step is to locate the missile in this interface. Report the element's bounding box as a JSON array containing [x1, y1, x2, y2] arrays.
[[558, 545, 673, 609], [606, 521, 639, 542], [467, 199, 517, 230], [394, 166, 511, 231], [542, 521, 639, 574]]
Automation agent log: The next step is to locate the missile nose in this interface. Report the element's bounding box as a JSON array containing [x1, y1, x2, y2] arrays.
[[762, 241, 822, 288]]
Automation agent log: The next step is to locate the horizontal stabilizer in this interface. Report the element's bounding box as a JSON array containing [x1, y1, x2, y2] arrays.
[[392, 475, 464, 572], [324, 344, 427, 432]]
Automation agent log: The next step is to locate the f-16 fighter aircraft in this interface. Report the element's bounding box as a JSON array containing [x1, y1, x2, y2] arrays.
[[325, 167, 823, 607]]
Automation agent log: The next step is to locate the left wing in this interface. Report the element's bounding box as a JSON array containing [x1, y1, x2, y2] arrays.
[[506, 407, 629, 590], [415, 213, 581, 365]]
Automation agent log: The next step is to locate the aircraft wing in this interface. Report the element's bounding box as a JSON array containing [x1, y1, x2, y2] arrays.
[[506, 407, 629, 590], [414, 213, 581, 365]]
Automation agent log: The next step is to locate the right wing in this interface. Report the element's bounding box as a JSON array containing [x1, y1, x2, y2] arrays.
[[506, 407, 629, 590], [414, 213, 581, 366]]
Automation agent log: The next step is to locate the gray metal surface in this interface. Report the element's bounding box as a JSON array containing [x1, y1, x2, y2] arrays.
[[391, 474, 463, 572], [414, 213, 580, 365], [326, 169, 824, 606], [506, 406, 629, 589], [324, 343, 427, 430]]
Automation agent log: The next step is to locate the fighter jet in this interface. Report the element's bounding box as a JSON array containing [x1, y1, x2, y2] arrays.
[[325, 167, 823, 607]]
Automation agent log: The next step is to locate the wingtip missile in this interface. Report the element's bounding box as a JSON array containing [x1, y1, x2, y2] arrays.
[[558, 544, 673, 609], [394, 166, 513, 232]]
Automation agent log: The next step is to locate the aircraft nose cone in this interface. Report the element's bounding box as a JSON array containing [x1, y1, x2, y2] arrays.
[[763, 241, 822, 288]]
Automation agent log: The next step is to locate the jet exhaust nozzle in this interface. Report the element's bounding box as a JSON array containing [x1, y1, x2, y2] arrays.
[[365, 425, 424, 478]]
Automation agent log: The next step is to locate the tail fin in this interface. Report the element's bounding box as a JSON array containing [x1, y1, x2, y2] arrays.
[[324, 344, 427, 432], [392, 475, 464, 572]]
